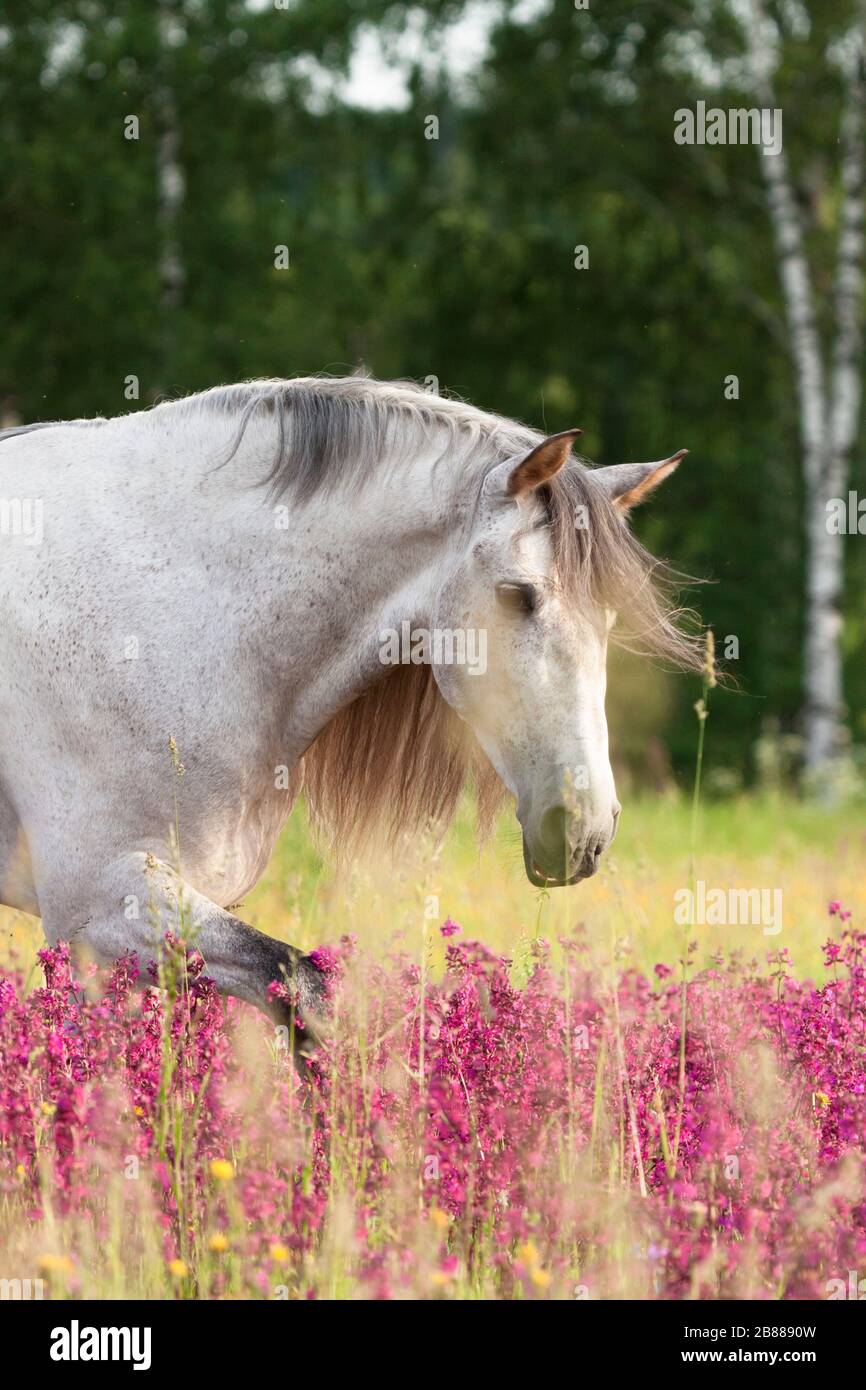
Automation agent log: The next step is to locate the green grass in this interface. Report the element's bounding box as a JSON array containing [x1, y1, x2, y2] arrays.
[[245, 789, 866, 982], [2, 791, 863, 985]]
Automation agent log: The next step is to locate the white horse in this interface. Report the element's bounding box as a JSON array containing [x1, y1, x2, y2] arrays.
[[0, 377, 695, 1051]]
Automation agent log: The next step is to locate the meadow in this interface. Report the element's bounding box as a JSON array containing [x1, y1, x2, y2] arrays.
[[1, 783, 865, 1301], [3, 0, 865, 1311]]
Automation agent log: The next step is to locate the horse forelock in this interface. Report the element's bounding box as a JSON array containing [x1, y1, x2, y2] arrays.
[[545, 463, 702, 672]]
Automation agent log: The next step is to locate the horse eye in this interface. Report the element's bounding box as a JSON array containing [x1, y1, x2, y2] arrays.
[[495, 582, 535, 615]]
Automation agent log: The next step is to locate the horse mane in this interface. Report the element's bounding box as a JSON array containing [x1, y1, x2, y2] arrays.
[[301, 662, 508, 854], [2, 377, 703, 852]]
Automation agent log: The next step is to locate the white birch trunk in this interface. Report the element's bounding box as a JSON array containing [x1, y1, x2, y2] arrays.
[[739, 1, 866, 780], [154, 1, 186, 383], [817, 39, 866, 771]]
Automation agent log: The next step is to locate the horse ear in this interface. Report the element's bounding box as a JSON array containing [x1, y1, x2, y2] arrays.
[[504, 429, 582, 498], [592, 449, 688, 515]]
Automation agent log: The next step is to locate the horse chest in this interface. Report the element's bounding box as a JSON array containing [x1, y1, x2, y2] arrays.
[[183, 788, 294, 908]]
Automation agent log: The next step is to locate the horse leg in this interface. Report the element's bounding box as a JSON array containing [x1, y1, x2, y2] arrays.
[[41, 852, 327, 1059], [0, 784, 39, 915]]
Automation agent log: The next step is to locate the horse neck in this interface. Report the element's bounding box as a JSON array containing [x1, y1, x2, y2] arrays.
[[217, 418, 477, 745]]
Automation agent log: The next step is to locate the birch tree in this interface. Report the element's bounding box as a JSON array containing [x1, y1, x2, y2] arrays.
[[734, 0, 866, 785], [154, 0, 187, 390]]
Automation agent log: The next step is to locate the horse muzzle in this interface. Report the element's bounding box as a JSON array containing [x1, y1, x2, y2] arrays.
[[521, 801, 620, 888]]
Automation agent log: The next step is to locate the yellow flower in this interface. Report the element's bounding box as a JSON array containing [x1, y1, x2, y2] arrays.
[[517, 1240, 539, 1266], [134, 1106, 145, 1117], [430, 1270, 451, 1287], [208, 1234, 229, 1253], [167, 1259, 188, 1279], [38, 1253, 74, 1276], [269, 1243, 290, 1263], [429, 1207, 450, 1231], [530, 1267, 552, 1289], [210, 1159, 234, 1182], [16, 1163, 26, 1178], [815, 1091, 830, 1107], [40, 1101, 56, 1117]]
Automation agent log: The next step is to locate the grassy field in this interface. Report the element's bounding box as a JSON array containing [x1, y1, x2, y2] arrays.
[[2, 789, 863, 987]]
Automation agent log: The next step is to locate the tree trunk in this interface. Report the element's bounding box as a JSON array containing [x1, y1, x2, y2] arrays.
[[154, 0, 186, 391], [758, 135, 845, 774], [740, 1, 865, 783], [814, 34, 866, 772]]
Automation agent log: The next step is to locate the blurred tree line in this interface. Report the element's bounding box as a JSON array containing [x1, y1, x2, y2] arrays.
[[1, 0, 864, 790]]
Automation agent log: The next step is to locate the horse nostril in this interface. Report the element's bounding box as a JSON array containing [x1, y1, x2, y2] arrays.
[[538, 805, 569, 856]]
